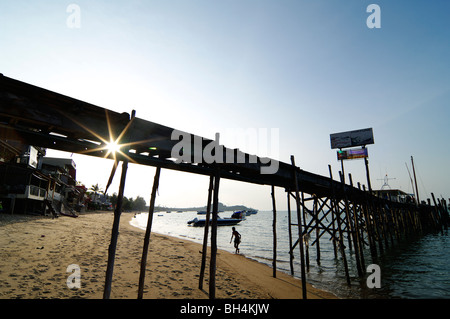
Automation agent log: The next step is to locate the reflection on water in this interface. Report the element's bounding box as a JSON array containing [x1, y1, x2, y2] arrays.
[[130, 210, 449, 299]]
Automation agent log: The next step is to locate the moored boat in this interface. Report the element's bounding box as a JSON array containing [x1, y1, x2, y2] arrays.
[[246, 209, 258, 215], [231, 211, 246, 220], [187, 216, 242, 227]]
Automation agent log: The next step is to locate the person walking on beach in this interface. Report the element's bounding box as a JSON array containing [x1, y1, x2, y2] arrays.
[[230, 227, 241, 254]]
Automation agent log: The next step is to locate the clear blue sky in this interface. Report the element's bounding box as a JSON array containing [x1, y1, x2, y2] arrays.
[[1, 1, 449, 210]]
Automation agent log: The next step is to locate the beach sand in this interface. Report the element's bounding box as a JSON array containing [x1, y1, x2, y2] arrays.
[[0, 211, 337, 299]]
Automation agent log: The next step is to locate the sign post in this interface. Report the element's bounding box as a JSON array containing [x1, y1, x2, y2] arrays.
[[339, 148, 345, 184], [330, 128, 374, 190], [363, 146, 373, 193]]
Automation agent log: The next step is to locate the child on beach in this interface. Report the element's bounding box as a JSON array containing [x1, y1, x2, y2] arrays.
[[230, 227, 241, 254]]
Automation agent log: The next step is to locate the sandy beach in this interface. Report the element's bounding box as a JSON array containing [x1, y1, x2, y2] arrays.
[[0, 211, 337, 299]]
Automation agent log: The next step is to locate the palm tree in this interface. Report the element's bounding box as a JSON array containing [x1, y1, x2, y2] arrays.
[[90, 183, 103, 203]]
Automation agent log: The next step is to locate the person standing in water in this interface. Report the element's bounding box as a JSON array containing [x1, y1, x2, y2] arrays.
[[230, 227, 241, 254]]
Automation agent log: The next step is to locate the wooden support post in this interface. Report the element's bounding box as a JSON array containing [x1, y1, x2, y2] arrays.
[[431, 193, 442, 232], [331, 200, 338, 258], [271, 185, 277, 278], [379, 200, 390, 250], [339, 171, 353, 252], [438, 198, 445, 232], [426, 198, 436, 232], [301, 191, 310, 271], [348, 174, 364, 277], [286, 191, 295, 276], [396, 207, 403, 240], [103, 160, 128, 299], [209, 169, 220, 300], [313, 196, 321, 265], [391, 206, 400, 242], [360, 184, 377, 260], [199, 175, 214, 290], [137, 167, 161, 299], [402, 206, 410, 240], [374, 200, 385, 254], [429, 195, 436, 229], [368, 194, 384, 254], [415, 206, 422, 233], [340, 153, 345, 184], [291, 156, 307, 299], [443, 198, 448, 230], [329, 166, 351, 285], [397, 208, 405, 235], [364, 149, 373, 194], [387, 203, 396, 246], [330, 165, 338, 258]]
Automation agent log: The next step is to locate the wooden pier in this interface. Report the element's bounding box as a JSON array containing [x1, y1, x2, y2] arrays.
[[1, 74, 448, 299]]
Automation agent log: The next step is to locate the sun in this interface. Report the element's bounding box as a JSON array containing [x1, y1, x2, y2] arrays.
[[106, 139, 121, 154]]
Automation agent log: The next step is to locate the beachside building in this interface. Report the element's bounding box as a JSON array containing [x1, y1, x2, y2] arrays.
[[0, 139, 86, 215], [373, 188, 415, 204], [0, 140, 49, 214], [0, 162, 50, 214], [39, 157, 86, 214]]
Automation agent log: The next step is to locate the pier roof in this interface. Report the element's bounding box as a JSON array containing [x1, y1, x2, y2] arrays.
[[0, 74, 369, 201]]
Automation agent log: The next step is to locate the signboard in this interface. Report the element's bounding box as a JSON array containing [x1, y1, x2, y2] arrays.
[[28, 146, 38, 168], [330, 128, 374, 149], [337, 148, 368, 161]]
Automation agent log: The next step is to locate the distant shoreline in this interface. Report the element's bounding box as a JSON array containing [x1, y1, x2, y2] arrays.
[[152, 202, 256, 212]]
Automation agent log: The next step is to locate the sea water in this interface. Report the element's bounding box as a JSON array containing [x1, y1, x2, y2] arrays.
[[130, 210, 450, 299]]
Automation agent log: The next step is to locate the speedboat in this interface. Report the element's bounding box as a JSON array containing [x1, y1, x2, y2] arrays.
[[231, 211, 246, 220], [187, 215, 242, 227]]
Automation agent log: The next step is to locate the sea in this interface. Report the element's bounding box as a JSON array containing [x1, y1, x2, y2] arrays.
[[130, 210, 450, 299]]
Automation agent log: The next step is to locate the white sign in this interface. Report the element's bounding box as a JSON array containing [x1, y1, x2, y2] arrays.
[[28, 146, 38, 168], [330, 128, 374, 149]]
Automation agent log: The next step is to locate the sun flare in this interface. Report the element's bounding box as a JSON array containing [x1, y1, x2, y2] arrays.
[[106, 139, 121, 153]]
